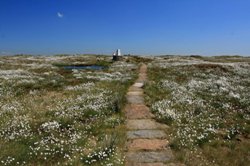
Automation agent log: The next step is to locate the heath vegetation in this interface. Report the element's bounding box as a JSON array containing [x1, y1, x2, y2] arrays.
[[1, 54, 249, 166], [0, 55, 138, 165], [145, 56, 250, 166]]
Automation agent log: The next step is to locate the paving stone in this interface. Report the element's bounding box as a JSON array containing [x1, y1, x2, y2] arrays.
[[128, 86, 143, 92], [133, 82, 144, 88], [127, 119, 169, 130], [126, 151, 173, 163], [127, 91, 144, 96], [139, 163, 166, 166], [137, 79, 146, 84], [127, 119, 159, 130], [126, 139, 169, 151], [165, 163, 186, 166], [126, 162, 166, 166], [135, 80, 145, 83], [124, 104, 153, 119], [139, 64, 147, 73], [127, 95, 144, 104], [127, 130, 167, 139], [138, 73, 147, 80], [139, 73, 147, 77]]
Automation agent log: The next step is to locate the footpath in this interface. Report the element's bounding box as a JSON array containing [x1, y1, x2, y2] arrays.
[[124, 64, 175, 166]]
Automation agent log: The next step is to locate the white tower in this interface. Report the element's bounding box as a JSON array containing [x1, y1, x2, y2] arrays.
[[113, 49, 122, 61], [116, 49, 121, 56]]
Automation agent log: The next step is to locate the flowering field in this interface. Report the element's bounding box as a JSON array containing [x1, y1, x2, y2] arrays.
[[145, 56, 250, 165], [0, 55, 137, 165]]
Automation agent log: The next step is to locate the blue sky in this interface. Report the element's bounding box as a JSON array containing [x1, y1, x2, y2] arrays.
[[0, 0, 250, 56]]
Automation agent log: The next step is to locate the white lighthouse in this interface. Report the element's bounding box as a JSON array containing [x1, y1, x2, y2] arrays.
[[112, 49, 122, 61]]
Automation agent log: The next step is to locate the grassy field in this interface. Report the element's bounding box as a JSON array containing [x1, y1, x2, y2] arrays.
[[1, 54, 250, 166], [0, 55, 138, 165], [145, 56, 250, 166]]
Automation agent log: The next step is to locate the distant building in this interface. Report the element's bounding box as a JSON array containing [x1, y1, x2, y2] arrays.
[[112, 49, 122, 61]]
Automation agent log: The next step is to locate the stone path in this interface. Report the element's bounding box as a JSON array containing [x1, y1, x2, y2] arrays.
[[124, 64, 175, 166]]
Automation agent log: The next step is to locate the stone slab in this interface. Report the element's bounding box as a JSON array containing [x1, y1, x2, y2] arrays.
[[126, 119, 169, 130], [133, 82, 144, 88], [126, 151, 173, 163], [139, 64, 147, 73], [124, 104, 153, 119], [127, 119, 160, 130], [166, 163, 186, 166], [127, 91, 144, 96], [128, 86, 143, 92], [138, 73, 147, 80], [126, 162, 166, 166], [127, 130, 167, 139], [127, 95, 144, 104], [126, 139, 169, 151]]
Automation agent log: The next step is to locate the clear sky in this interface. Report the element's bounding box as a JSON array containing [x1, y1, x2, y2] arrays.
[[1, 0, 250, 56]]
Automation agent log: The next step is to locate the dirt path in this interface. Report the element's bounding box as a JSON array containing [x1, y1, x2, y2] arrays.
[[124, 64, 175, 166]]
